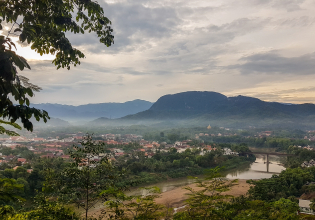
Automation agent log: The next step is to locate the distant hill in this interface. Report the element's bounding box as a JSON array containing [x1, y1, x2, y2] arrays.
[[30, 117, 71, 128], [31, 99, 153, 122], [90, 91, 315, 129]]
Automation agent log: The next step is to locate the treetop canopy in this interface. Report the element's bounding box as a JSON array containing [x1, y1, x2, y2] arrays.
[[0, 0, 114, 69]]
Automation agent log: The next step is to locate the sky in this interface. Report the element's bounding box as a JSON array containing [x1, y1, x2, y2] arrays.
[[4, 0, 315, 105]]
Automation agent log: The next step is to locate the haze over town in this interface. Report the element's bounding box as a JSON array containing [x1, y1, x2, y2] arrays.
[[4, 0, 315, 219]]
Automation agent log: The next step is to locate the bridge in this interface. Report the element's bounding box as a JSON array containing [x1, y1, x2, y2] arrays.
[[243, 152, 295, 156], [243, 151, 295, 173]]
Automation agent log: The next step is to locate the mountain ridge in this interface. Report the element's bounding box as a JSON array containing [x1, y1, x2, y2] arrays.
[[92, 91, 315, 129], [31, 99, 153, 121]]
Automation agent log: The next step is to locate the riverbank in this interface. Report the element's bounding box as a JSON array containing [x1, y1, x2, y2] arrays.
[[119, 157, 255, 189], [86, 179, 251, 219], [86, 151, 285, 218], [154, 179, 251, 208]]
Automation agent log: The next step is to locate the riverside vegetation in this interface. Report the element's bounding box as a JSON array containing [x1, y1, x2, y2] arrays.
[[1, 135, 315, 219], [0, 135, 254, 218], [2, 0, 315, 219]]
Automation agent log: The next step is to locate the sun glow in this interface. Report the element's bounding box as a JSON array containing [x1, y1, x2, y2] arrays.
[[1, 31, 55, 61]]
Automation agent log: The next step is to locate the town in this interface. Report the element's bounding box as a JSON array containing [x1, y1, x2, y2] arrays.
[[0, 131, 246, 171]]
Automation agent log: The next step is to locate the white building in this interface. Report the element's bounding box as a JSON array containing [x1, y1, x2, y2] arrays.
[[223, 148, 239, 156], [299, 199, 315, 215]]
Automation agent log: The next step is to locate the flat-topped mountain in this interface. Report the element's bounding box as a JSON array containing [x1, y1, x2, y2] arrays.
[[150, 91, 227, 112], [106, 91, 315, 129]]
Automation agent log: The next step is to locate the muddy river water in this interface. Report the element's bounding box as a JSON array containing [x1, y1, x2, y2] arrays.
[[129, 148, 286, 196], [87, 148, 287, 217]]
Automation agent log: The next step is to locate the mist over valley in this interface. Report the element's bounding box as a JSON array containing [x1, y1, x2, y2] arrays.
[[30, 91, 315, 130]]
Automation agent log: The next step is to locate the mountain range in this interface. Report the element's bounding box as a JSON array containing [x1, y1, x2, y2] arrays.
[[31, 99, 153, 122], [92, 91, 315, 129], [33, 91, 315, 129]]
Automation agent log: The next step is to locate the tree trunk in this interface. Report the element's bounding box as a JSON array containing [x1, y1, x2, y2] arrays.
[[86, 159, 90, 220]]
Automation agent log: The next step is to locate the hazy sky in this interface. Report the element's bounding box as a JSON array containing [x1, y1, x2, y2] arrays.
[[5, 0, 315, 105]]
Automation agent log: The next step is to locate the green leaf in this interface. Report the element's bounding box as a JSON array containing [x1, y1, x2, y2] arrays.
[[19, 33, 26, 42]]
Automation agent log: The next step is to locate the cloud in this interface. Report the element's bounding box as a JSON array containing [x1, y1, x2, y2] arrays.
[[272, 0, 306, 12], [241, 0, 306, 11], [4, 0, 315, 105], [231, 86, 315, 104], [65, 1, 181, 54], [230, 52, 315, 75], [275, 16, 315, 28]]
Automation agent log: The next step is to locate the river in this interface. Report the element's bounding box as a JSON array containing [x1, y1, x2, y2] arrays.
[[88, 149, 287, 216], [129, 148, 286, 196]]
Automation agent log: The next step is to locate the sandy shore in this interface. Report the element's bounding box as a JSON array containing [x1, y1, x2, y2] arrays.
[[86, 179, 251, 218], [155, 179, 251, 208]]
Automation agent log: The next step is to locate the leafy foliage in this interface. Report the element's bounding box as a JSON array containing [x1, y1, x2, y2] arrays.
[[0, 0, 114, 70], [0, 36, 49, 134], [105, 187, 169, 220], [0, 178, 24, 205], [286, 146, 315, 168], [174, 167, 237, 220], [173, 168, 303, 220], [0, 0, 114, 135], [247, 167, 314, 201], [25, 194, 79, 220], [0, 197, 79, 220], [44, 135, 121, 219], [217, 197, 300, 220]]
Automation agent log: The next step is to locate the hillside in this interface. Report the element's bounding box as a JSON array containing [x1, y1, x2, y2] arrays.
[[31, 99, 153, 122], [97, 91, 315, 129], [29, 117, 71, 128]]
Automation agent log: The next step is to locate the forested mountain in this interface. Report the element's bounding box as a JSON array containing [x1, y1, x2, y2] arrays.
[[31, 99, 153, 121], [109, 91, 315, 129]]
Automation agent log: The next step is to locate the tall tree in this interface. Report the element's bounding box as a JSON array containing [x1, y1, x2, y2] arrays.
[[0, 36, 48, 135], [0, 0, 114, 135], [174, 167, 238, 220], [105, 187, 169, 220], [0, 178, 24, 205], [45, 135, 119, 219]]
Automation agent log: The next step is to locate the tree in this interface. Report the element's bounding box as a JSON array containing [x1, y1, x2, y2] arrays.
[[0, 194, 80, 220], [167, 134, 179, 143], [0, 147, 14, 156], [45, 135, 120, 220], [26, 194, 80, 220], [0, 178, 24, 205], [310, 199, 315, 212], [0, 0, 114, 68], [105, 187, 169, 220], [0, 0, 114, 135], [27, 168, 44, 196], [0, 205, 15, 220], [222, 197, 300, 220], [0, 36, 49, 135], [270, 198, 299, 220], [174, 167, 238, 220], [247, 167, 313, 201], [14, 167, 29, 180]]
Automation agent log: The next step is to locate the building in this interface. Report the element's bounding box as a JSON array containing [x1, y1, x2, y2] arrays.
[[10, 136, 28, 142], [32, 138, 45, 142], [223, 148, 239, 156], [299, 199, 315, 215], [17, 158, 27, 164]]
